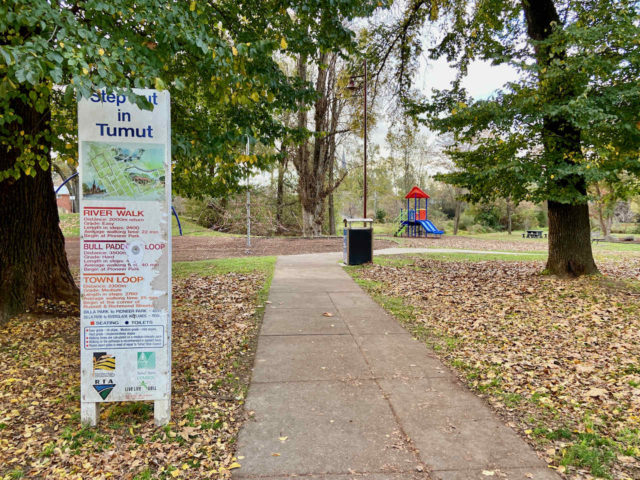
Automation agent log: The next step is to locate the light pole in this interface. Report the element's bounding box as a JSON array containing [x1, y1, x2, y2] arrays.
[[246, 136, 251, 249], [347, 59, 368, 219]]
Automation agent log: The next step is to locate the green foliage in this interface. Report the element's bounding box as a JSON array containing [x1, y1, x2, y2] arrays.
[[1, 0, 386, 192], [375, 208, 387, 222], [472, 204, 502, 231], [380, 1, 640, 206]]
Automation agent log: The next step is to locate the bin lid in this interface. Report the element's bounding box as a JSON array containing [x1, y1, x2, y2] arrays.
[[343, 218, 374, 227]]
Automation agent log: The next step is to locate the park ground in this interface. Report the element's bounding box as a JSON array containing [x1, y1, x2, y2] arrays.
[[0, 215, 639, 479]]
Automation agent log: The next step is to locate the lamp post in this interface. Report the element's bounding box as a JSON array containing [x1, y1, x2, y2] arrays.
[[347, 59, 368, 219], [246, 136, 251, 249]]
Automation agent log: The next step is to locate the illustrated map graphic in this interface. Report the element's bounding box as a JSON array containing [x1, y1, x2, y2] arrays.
[[82, 141, 166, 201]]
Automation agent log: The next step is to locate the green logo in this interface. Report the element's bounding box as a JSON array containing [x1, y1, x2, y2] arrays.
[[137, 352, 155, 369]]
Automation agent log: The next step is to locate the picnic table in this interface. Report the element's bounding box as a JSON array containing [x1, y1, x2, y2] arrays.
[[523, 230, 547, 239]]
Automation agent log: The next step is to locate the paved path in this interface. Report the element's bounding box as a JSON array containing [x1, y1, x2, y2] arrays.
[[234, 252, 559, 480]]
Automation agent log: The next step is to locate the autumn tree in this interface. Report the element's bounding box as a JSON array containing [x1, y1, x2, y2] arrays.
[[373, 0, 640, 276], [293, 52, 350, 236], [0, 0, 383, 321]]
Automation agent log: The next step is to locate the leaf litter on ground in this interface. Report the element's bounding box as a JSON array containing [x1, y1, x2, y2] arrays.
[[350, 257, 640, 480], [0, 272, 266, 479]]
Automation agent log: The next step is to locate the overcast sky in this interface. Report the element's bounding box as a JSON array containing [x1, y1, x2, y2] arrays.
[[369, 55, 520, 152]]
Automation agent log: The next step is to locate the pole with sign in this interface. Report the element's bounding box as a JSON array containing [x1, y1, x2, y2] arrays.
[[78, 89, 172, 426]]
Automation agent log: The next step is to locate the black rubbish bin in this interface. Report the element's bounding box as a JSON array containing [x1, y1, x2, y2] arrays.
[[343, 218, 373, 265]]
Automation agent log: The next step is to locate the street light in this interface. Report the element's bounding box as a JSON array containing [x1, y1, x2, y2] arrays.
[[347, 59, 368, 219]]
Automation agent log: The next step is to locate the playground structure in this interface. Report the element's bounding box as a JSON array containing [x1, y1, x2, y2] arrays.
[[395, 186, 444, 238]]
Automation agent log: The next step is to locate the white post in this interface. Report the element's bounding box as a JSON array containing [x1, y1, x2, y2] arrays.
[[81, 402, 100, 426], [246, 137, 251, 249], [154, 399, 171, 426]]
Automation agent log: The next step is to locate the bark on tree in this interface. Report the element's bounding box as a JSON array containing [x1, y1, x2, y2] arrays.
[[506, 197, 512, 235], [293, 53, 347, 237], [328, 156, 336, 235], [276, 155, 288, 234], [547, 200, 597, 276], [0, 97, 79, 323], [593, 183, 613, 238], [522, 0, 598, 276], [453, 187, 462, 235]]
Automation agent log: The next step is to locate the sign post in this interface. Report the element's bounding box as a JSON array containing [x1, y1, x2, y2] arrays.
[[78, 89, 171, 426]]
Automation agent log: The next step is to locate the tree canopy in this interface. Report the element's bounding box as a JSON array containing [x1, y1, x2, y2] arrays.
[[369, 0, 640, 275], [374, 0, 640, 205], [0, 0, 386, 320], [1, 0, 384, 191]]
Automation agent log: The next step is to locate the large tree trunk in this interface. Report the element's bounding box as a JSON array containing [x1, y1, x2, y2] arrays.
[[0, 98, 79, 323], [292, 52, 346, 237], [523, 0, 598, 276], [302, 200, 324, 237], [547, 201, 597, 276]]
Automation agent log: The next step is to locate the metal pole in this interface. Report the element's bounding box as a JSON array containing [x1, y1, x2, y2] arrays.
[[246, 137, 251, 248], [363, 59, 367, 219]]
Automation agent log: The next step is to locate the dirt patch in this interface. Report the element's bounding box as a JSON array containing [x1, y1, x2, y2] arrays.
[[65, 236, 398, 267]]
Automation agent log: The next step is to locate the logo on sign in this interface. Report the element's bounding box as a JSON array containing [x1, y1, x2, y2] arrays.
[[137, 352, 155, 369], [93, 383, 115, 400], [93, 352, 115, 371]]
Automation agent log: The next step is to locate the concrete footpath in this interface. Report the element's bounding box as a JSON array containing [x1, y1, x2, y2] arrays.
[[234, 252, 559, 480]]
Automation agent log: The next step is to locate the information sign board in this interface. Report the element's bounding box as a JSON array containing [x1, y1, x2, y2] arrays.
[[78, 89, 171, 426]]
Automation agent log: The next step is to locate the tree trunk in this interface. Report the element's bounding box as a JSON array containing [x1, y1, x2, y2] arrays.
[[506, 198, 512, 235], [328, 157, 336, 235], [596, 202, 612, 238], [546, 201, 597, 276], [523, 0, 598, 276], [276, 156, 287, 234], [70, 175, 80, 213], [292, 53, 346, 237], [0, 98, 79, 323], [302, 200, 324, 237], [453, 188, 462, 235], [593, 183, 613, 238]]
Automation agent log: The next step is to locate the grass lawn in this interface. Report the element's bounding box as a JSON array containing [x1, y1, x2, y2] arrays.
[[347, 255, 640, 480], [59, 213, 80, 237], [0, 256, 275, 480]]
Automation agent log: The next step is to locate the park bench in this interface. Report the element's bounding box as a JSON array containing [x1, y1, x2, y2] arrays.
[[522, 230, 546, 239]]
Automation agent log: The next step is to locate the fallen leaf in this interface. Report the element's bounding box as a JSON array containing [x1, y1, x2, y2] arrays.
[[585, 388, 608, 398]]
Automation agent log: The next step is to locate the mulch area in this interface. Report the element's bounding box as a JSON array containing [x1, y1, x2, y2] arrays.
[[65, 236, 398, 267]]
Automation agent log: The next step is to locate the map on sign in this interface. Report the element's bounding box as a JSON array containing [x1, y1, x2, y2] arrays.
[[82, 141, 166, 201]]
